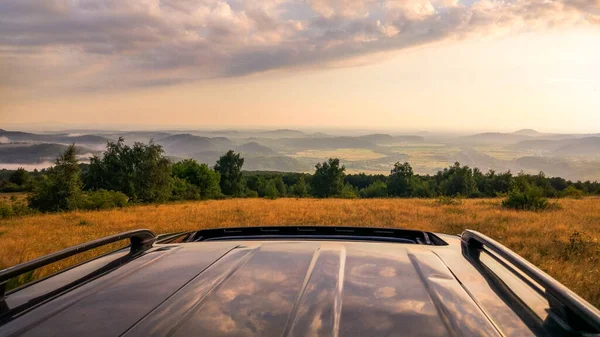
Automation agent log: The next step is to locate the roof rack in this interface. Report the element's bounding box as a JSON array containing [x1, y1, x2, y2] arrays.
[[461, 230, 600, 333], [188, 226, 448, 246], [0, 229, 156, 299]]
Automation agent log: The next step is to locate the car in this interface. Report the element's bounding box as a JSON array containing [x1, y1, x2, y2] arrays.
[[0, 226, 599, 337]]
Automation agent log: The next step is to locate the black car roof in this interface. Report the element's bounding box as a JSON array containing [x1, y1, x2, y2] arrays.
[[1, 227, 599, 337]]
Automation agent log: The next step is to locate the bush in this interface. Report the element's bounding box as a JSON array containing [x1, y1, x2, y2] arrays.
[[0, 201, 34, 218], [0, 202, 15, 219], [359, 181, 388, 198], [502, 186, 550, 211], [336, 184, 359, 199], [561, 186, 584, 199], [244, 188, 259, 198], [170, 177, 202, 201], [82, 190, 129, 210]]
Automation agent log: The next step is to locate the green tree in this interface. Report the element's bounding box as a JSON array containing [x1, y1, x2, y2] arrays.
[[9, 167, 29, 187], [172, 159, 221, 199], [360, 181, 388, 198], [311, 158, 345, 197], [274, 176, 286, 197], [263, 180, 279, 199], [29, 145, 84, 212], [291, 176, 308, 197], [85, 138, 173, 202], [436, 162, 476, 197], [214, 150, 245, 196], [387, 162, 414, 197]]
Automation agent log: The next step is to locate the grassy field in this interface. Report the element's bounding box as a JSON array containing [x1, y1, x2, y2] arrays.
[[0, 198, 599, 308]]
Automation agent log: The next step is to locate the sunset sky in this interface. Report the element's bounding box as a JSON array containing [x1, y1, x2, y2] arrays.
[[1, 0, 599, 132]]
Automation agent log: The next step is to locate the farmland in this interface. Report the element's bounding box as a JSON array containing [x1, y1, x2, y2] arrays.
[[0, 198, 599, 308]]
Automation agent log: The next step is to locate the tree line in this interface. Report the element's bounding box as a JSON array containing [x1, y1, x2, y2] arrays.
[[1, 138, 600, 214]]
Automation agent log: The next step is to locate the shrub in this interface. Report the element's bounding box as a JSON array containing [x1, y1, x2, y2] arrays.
[[82, 189, 129, 210], [561, 186, 584, 199], [0, 202, 15, 219], [336, 184, 359, 199], [171, 177, 202, 201], [502, 186, 549, 211], [359, 181, 388, 198], [244, 188, 259, 198]]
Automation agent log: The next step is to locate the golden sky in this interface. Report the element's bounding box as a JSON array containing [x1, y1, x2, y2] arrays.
[[1, 0, 599, 132]]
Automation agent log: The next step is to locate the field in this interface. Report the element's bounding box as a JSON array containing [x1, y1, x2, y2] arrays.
[[0, 198, 599, 308]]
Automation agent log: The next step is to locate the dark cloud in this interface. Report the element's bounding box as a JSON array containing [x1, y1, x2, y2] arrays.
[[0, 0, 598, 90]]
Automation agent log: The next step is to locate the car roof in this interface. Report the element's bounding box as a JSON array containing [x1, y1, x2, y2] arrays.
[[0, 228, 599, 337]]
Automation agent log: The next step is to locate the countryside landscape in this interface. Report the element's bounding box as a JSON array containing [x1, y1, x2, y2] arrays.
[[0, 128, 599, 308], [2, 0, 600, 330]]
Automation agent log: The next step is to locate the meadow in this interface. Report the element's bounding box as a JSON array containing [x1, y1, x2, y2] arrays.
[[0, 198, 599, 308]]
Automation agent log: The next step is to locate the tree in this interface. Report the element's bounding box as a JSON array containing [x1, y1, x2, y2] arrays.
[[291, 176, 308, 197], [274, 176, 286, 197], [29, 145, 84, 212], [214, 150, 245, 196], [85, 138, 173, 202], [436, 162, 476, 197], [9, 167, 29, 187], [387, 162, 414, 197], [172, 159, 221, 199], [311, 158, 345, 197], [263, 180, 279, 199]]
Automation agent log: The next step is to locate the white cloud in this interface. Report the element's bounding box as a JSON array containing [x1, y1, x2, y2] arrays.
[[0, 0, 598, 91]]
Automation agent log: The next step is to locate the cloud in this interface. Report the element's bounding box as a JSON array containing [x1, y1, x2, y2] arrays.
[[0, 0, 598, 91]]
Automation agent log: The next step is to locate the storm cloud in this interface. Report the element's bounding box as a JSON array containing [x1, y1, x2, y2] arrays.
[[0, 0, 598, 90]]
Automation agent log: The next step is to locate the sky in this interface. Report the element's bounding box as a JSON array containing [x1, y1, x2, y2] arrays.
[[1, 0, 599, 133]]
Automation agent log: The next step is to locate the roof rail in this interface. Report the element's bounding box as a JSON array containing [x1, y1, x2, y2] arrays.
[[461, 230, 600, 333], [0, 229, 156, 299], [188, 226, 448, 246]]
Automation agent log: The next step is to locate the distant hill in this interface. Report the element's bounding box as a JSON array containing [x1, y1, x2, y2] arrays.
[[0, 129, 111, 146], [258, 129, 305, 138], [236, 142, 277, 156], [513, 137, 600, 156], [0, 143, 95, 164], [278, 137, 377, 150], [157, 134, 232, 155], [457, 132, 533, 145], [356, 134, 395, 144], [552, 137, 600, 156], [514, 156, 574, 178], [243, 156, 312, 172], [512, 129, 541, 137]]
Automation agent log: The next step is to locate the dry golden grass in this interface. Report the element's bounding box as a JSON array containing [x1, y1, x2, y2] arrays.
[[0, 198, 599, 307]]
